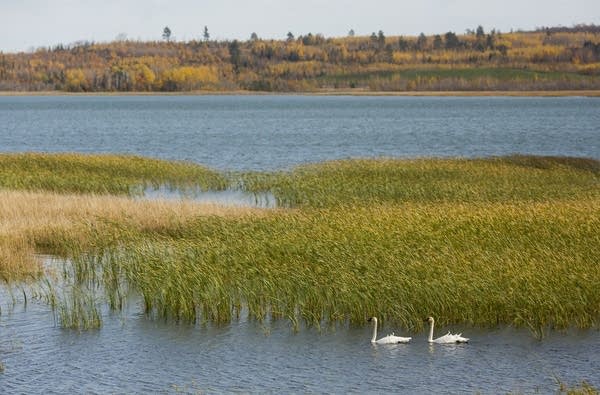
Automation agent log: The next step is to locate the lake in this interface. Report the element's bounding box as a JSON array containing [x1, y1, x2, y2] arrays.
[[0, 95, 599, 393], [1, 95, 599, 170], [1, 280, 599, 394]]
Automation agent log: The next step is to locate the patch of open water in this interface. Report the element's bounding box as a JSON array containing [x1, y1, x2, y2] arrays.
[[1, 95, 599, 171], [142, 186, 277, 208], [0, 262, 598, 393]]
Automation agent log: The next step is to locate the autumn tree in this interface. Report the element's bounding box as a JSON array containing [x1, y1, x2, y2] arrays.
[[65, 68, 89, 91], [1, 25, 597, 93], [161, 66, 218, 91]]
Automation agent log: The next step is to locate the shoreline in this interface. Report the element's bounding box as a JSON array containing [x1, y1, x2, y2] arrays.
[[1, 89, 600, 97]]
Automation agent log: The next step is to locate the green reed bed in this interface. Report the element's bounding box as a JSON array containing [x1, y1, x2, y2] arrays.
[[69, 197, 600, 335], [0, 152, 228, 195], [4, 154, 599, 335], [241, 156, 600, 207], [55, 287, 102, 330], [557, 380, 599, 395]]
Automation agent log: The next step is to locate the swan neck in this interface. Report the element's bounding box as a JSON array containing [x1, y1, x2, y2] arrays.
[[428, 319, 434, 342], [371, 319, 378, 343]]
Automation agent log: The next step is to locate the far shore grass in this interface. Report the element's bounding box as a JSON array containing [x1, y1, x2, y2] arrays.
[[2, 89, 600, 97], [1, 153, 598, 335]]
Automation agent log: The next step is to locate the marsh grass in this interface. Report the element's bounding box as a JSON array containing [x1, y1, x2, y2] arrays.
[[0, 153, 228, 195], [56, 286, 102, 330], [33, 268, 103, 330], [1, 154, 599, 335], [0, 235, 37, 281], [0, 189, 262, 279], [557, 379, 599, 395], [72, 198, 600, 335], [241, 156, 600, 208]]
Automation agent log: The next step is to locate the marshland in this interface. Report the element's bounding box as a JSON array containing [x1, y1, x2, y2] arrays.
[[1, 95, 599, 392]]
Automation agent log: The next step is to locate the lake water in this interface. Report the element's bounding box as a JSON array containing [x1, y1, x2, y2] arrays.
[[1, 95, 599, 170], [1, 95, 600, 393], [1, 283, 599, 394], [141, 186, 278, 208]]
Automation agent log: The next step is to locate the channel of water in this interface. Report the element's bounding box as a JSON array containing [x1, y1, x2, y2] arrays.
[[141, 186, 277, 208], [0, 256, 598, 393]]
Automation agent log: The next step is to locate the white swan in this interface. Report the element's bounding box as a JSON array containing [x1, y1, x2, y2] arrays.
[[425, 316, 469, 344], [368, 317, 411, 344]]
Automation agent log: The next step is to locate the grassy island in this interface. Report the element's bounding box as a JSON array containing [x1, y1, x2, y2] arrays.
[[0, 153, 598, 335]]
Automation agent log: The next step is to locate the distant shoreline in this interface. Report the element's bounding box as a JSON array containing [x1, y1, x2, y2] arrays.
[[2, 90, 600, 97]]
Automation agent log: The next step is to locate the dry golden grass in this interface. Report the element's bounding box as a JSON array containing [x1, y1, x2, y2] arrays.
[[0, 190, 266, 279]]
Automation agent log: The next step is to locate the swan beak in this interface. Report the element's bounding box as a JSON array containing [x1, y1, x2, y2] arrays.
[[367, 317, 373, 322]]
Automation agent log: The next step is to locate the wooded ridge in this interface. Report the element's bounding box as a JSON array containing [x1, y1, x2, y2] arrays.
[[1, 25, 599, 92]]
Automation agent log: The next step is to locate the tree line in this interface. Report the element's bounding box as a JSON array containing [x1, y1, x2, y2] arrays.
[[0, 25, 599, 92]]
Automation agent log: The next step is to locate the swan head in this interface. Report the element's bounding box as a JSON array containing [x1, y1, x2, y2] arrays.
[[425, 316, 434, 323], [367, 317, 377, 323]]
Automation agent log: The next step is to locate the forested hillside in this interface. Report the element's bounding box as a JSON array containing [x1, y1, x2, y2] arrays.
[[1, 25, 599, 92]]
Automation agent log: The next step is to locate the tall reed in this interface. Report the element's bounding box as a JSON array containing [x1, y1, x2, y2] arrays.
[[0, 153, 228, 195], [0, 189, 261, 279], [1, 154, 598, 335], [241, 156, 600, 207], [76, 198, 600, 335]]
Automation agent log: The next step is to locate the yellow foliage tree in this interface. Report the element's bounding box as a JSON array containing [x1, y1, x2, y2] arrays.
[[160, 66, 219, 91], [392, 51, 412, 64], [131, 64, 156, 91], [65, 68, 89, 91]]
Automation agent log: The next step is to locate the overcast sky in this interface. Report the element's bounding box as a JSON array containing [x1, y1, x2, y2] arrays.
[[1, 0, 599, 52]]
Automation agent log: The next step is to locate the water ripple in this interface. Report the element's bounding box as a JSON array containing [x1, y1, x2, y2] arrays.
[[1, 96, 598, 171]]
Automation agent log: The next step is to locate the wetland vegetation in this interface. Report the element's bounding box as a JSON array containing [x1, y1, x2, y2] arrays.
[[1, 153, 599, 335], [0, 153, 227, 195]]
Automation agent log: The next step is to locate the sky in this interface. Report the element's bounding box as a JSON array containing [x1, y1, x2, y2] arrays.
[[1, 0, 599, 53]]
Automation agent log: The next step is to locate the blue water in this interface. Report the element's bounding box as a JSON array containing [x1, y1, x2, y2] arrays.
[[1, 285, 599, 394], [1, 95, 599, 170], [1, 96, 599, 393]]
